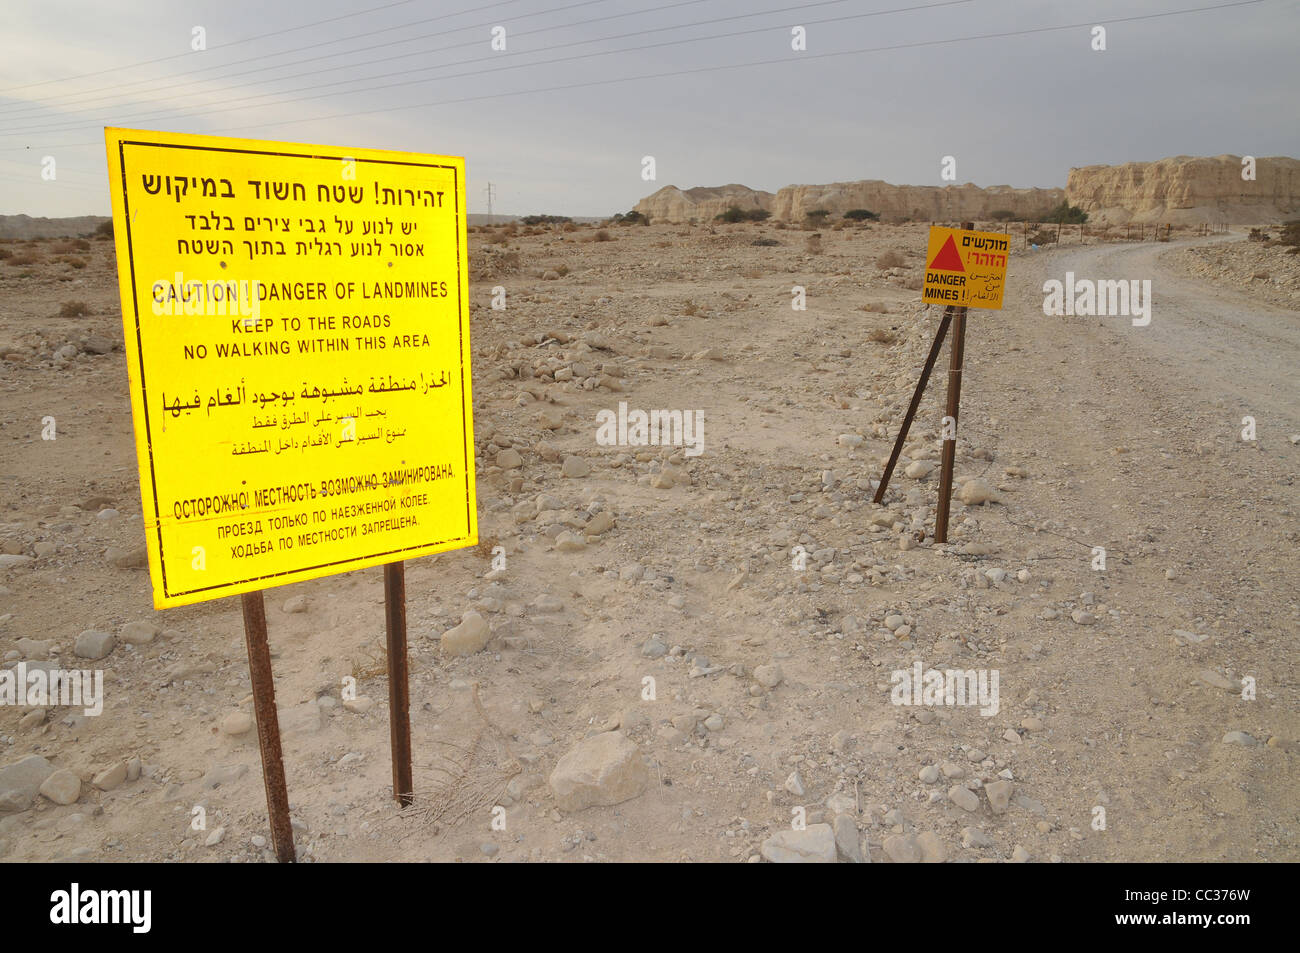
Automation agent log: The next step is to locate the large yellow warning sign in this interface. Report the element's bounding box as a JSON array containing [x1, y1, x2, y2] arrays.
[[921, 225, 1010, 310], [104, 128, 476, 608]]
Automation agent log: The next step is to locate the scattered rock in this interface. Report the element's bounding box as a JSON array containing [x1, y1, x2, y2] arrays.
[[1222, 731, 1258, 746], [282, 595, 308, 614], [832, 814, 866, 862], [754, 663, 784, 689], [549, 732, 648, 811], [220, 711, 254, 736], [949, 785, 980, 812], [882, 833, 920, 863], [496, 448, 524, 469], [441, 611, 490, 656], [957, 479, 998, 505], [92, 762, 128, 791], [39, 769, 82, 806], [916, 831, 947, 863], [1, 755, 56, 813], [761, 824, 837, 863], [785, 770, 806, 797], [985, 779, 1014, 814], [561, 455, 591, 478], [343, 696, 374, 714], [74, 630, 115, 660], [119, 621, 160, 645], [106, 546, 147, 569]]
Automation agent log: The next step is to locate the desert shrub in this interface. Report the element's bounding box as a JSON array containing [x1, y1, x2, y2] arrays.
[[9, 252, 40, 265], [858, 302, 889, 313], [682, 300, 700, 316], [875, 250, 904, 269], [741, 268, 764, 278], [521, 214, 571, 225], [752, 238, 780, 247], [805, 233, 823, 254], [1278, 220, 1300, 246], [989, 209, 1017, 221], [50, 240, 78, 254], [65, 258, 87, 269], [772, 221, 786, 230], [1042, 201, 1088, 224], [867, 327, 896, 343], [1247, 227, 1269, 242], [1027, 228, 1057, 245], [94, 221, 113, 239], [0, 249, 10, 260], [902, 276, 924, 291], [715, 206, 768, 223], [562, 222, 578, 233], [844, 209, 879, 221], [613, 211, 649, 225], [594, 229, 611, 242], [805, 209, 831, 223], [59, 300, 91, 317], [554, 264, 570, 277], [1253, 270, 1270, 279]]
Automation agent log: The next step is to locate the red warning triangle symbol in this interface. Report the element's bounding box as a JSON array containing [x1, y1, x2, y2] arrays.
[[928, 234, 964, 272]]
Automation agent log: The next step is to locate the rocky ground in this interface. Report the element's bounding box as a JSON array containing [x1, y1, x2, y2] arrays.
[[1166, 235, 1300, 310], [0, 219, 1296, 863]]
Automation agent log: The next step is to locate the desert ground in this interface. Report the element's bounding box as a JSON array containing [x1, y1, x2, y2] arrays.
[[0, 218, 1296, 862]]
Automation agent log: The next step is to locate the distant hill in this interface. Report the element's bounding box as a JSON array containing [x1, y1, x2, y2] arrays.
[[0, 214, 109, 239]]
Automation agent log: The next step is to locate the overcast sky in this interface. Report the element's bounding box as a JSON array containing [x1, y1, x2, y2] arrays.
[[1, 0, 1296, 218]]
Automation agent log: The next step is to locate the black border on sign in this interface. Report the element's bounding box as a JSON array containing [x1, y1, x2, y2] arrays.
[[116, 139, 473, 599]]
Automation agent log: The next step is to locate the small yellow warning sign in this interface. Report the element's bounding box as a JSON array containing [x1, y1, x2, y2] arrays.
[[921, 225, 1010, 310], [104, 128, 477, 608]]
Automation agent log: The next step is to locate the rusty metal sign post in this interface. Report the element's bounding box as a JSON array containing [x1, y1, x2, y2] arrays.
[[238, 564, 414, 863], [875, 222, 1002, 543]]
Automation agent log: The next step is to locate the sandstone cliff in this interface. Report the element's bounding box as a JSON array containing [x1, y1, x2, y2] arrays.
[[634, 180, 1061, 223], [770, 181, 1062, 223], [634, 184, 774, 223], [1065, 155, 1300, 225]]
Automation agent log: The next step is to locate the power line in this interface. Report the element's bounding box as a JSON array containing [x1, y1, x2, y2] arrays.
[[212, 0, 1264, 134], [4, 0, 965, 137], [0, 0, 604, 117], [0, 0, 702, 120], [0, 0, 1265, 155], [0, 0, 506, 95]]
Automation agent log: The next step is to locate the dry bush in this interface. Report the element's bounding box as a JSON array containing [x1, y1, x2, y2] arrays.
[[50, 240, 78, 254], [773, 222, 786, 230], [876, 250, 904, 269], [562, 222, 578, 232], [682, 300, 701, 316], [471, 249, 520, 280], [0, 249, 11, 260], [554, 263, 570, 277], [867, 328, 897, 344], [858, 302, 889, 313], [59, 300, 91, 317], [902, 276, 924, 291], [805, 233, 823, 254], [1253, 270, 1270, 279], [9, 251, 40, 265], [594, 229, 611, 242], [64, 258, 87, 269], [741, 269, 764, 279], [653, 240, 671, 248]]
